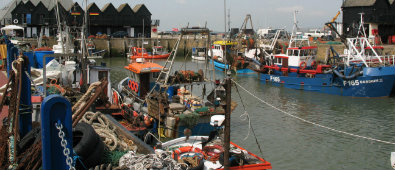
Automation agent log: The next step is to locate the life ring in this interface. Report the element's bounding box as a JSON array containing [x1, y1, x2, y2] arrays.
[[13, 19, 18, 24], [128, 80, 135, 92], [299, 61, 307, 70], [133, 81, 138, 93], [172, 146, 206, 161]]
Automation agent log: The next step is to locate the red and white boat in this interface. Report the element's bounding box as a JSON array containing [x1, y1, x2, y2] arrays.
[[157, 115, 272, 170], [128, 46, 170, 59]]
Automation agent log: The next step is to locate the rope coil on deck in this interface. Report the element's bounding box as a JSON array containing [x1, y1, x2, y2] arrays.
[[231, 79, 395, 145], [81, 111, 138, 151]]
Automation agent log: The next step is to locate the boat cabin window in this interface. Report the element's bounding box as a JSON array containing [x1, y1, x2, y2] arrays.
[[274, 57, 283, 65], [288, 50, 299, 56], [130, 72, 139, 82], [152, 72, 160, 79]]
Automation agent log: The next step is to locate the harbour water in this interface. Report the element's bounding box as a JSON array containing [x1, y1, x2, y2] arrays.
[[97, 56, 395, 170]]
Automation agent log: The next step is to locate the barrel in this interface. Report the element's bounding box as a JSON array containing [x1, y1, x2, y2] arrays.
[[23, 51, 35, 68], [35, 51, 54, 68]]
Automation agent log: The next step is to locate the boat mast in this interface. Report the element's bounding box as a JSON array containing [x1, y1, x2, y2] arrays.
[[142, 19, 144, 59], [80, 0, 88, 90], [55, 0, 65, 53], [223, 0, 228, 73], [223, 71, 231, 170], [288, 10, 298, 50]]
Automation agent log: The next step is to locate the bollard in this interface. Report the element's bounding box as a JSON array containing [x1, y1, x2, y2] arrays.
[[41, 95, 73, 170]]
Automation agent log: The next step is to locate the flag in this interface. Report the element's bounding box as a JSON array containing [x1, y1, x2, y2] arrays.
[[71, 12, 81, 15], [90, 13, 99, 16], [172, 28, 179, 32]]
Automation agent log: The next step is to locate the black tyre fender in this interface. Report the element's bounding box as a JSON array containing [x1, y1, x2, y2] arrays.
[[17, 127, 41, 154], [73, 122, 100, 160], [82, 137, 105, 169]]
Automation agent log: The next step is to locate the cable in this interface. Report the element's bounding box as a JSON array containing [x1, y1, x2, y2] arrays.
[[231, 79, 395, 145], [234, 82, 265, 157]]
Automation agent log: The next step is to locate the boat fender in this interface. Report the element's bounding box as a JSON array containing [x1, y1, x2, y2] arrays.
[[333, 69, 363, 80], [133, 111, 139, 117], [73, 123, 101, 160], [172, 146, 206, 161], [144, 115, 153, 126], [78, 136, 105, 169], [112, 91, 119, 105], [299, 62, 307, 70]]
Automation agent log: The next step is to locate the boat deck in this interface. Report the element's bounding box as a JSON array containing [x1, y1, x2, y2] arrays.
[[0, 71, 8, 127]]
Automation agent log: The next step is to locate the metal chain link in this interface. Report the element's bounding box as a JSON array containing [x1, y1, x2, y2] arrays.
[[55, 122, 76, 170]]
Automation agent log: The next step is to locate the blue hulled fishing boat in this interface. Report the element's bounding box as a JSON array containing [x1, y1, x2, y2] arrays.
[[255, 13, 395, 97]]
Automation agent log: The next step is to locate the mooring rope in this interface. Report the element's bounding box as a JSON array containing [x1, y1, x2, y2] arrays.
[[231, 79, 395, 145]]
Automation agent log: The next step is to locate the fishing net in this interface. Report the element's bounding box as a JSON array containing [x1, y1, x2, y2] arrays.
[[102, 149, 128, 167], [177, 112, 200, 128]]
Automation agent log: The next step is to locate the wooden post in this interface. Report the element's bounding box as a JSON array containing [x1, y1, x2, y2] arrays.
[[224, 71, 231, 170]]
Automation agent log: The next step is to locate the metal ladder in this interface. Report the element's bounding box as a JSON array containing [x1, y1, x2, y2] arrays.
[[157, 34, 184, 85]]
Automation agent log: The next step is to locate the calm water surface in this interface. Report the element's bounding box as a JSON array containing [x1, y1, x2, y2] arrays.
[[97, 56, 395, 170]]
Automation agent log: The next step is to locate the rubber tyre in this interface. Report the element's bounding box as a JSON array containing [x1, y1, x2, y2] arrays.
[[73, 122, 100, 160], [82, 137, 105, 169], [17, 127, 41, 154]]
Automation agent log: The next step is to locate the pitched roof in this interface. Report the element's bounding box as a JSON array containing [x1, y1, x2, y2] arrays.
[[25, 0, 73, 10], [68, 2, 80, 11], [117, 3, 127, 12], [133, 4, 144, 13], [101, 3, 112, 11], [342, 0, 376, 7], [342, 0, 377, 7], [87, 3, 96, 10]]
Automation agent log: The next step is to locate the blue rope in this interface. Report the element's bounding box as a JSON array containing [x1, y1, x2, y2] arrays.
[[73, 150, 88, 170]]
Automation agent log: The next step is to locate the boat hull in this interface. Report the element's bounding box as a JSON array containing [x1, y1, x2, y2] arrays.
[[130, 53, 170, 59], [212, 60, 255, 74], [192, 55, 206, 61], [259, 66, 395, 97]]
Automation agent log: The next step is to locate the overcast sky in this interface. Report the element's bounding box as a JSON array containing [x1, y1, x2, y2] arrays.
[[3, 0, 344, 32]]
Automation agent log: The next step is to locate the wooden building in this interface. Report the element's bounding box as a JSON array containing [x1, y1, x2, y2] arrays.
[[342, 0, 395, 42], [5, 0, 152, 38]]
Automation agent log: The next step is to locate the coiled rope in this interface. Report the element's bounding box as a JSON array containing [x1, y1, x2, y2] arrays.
[[81, 112, 138, 151], [231, 79, 395, 145]]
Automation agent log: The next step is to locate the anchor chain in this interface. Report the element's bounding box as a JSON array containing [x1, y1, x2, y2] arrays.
[[55, 122, 75, 170]]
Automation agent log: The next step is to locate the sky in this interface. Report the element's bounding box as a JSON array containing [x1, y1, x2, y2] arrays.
[[2, 0, 344, 32]]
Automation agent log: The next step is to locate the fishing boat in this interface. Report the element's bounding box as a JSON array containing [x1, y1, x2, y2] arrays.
[[209, 40, 254, 74], [128, 46, 171, 59], [158, 107, 272, 170], [86, 39, 105, 59], [114, 28, 234, 144], [192, 47, 207, 61], [114, 56, 229, 143], [254, 12, 395, 97]]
